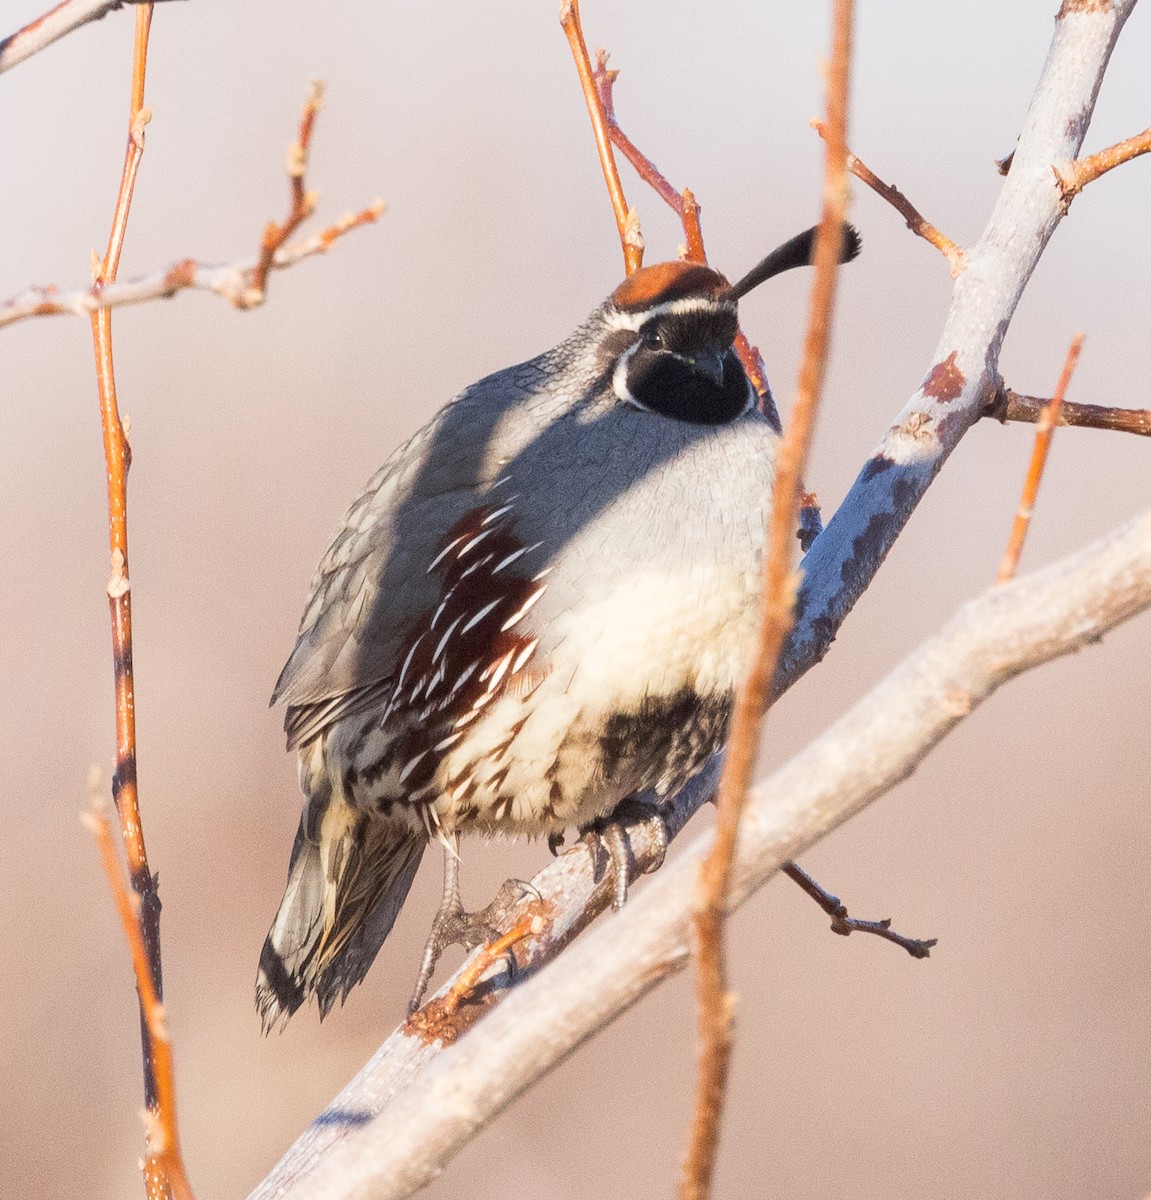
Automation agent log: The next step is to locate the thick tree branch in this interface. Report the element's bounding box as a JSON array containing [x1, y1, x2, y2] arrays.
[[253, 506, 1151, 1200], [777, 0, 1137, 694]]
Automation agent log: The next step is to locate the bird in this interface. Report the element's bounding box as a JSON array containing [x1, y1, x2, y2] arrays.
[[256, 223, 861, 1030]]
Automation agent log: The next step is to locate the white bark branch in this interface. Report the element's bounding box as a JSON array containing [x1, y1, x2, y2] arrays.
[[0, 0, 176, 75], [255, 508, 1151, 1200], [779, 0, 1137, 691], [0, 204, 386, 329]]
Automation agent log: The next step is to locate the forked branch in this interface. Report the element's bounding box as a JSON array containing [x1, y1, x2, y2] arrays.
[[1, 87, 383, 330]]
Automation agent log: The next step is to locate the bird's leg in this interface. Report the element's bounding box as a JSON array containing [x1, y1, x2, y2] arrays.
[[580, 796, 670, 911], [408, 834, 537, 1014]]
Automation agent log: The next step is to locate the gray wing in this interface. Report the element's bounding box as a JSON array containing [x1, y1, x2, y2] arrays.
[[271, 361, 548, 747]]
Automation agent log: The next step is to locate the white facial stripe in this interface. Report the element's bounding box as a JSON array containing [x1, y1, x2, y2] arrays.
[[612, 340, 654, 411], [604, 294, 734, 332]]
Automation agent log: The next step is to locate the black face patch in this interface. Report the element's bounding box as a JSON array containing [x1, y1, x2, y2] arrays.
[[623, 343, 751, 425]]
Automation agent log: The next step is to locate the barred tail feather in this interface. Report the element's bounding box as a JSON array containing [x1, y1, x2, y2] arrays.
[[256, 791, 426, 1033]]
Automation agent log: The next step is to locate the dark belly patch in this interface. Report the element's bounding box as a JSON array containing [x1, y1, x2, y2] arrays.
[[598, 686, 733, 797]]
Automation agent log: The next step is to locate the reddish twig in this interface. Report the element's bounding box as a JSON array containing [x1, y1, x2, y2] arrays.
[[781, 862, 937, 957], [438, 914, 541, 1018], [87, 9, 188, 1199], [84, 790, 195, 1200], [680, 3, 856, 1198], [998, 334, 1085, 582], [992, 387, 1151, 438], [814, 119, 967, 276], [590, 49, 778, 426], [244, 80, 326, 307], [1055, 126, 1151, 200], [1, 202, 384, 329], [559, 1, 643, 275]]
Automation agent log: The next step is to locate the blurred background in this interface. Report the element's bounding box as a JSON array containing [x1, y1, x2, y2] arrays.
[[2, 2, 1149, 1197]]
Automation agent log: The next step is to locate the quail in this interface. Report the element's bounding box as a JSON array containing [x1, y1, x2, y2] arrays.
[[256, 224, 861, 1030]]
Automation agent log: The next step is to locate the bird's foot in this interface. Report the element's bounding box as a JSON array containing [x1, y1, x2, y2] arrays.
[[580, 797, 670, 911], [408, 876, 537, 1014]]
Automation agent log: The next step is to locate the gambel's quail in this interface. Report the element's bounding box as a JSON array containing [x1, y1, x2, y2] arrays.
[[256, 225, 861, 1029]]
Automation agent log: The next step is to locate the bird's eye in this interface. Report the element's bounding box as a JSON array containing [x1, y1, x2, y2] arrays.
[[642, 329, 664, 349]]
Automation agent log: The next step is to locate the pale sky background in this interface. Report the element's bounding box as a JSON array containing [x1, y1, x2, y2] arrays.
[[2, 3, 1149, 1198]]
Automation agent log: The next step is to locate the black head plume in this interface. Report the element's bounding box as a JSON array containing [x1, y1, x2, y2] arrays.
[[724, 223, 862, 304]]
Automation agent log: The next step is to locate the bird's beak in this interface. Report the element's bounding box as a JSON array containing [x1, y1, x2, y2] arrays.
[[685, 348, 726, 386]]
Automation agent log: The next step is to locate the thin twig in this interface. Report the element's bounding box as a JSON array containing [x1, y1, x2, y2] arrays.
[[992, 387, 1150, 437], [591, 48, 779, 427], [87, 9, 188, 1199], [998, 334, 1085, 582], [244, 80, 326, 307], [559, 2, 643, 274], [781, 862, 936, 957], [1055, 125, 1151, 199], [814, 119, 967, 276], [680, 3, 855, 1197], [2, 184, 383, 329], [84, 792, 196, 1200]]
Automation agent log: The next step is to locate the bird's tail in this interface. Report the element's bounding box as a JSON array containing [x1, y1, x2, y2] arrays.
[[256, 775, 425, 1033]]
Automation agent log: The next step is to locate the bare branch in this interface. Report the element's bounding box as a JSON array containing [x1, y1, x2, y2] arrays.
[[683, 2, 855, 1195], [0, 0, 181, 75], [778, 0, 1137, 695], [84, 791, 195, 1200], [2, 178, 384, 329], [992, 387, 1151, 437], [1055, 125, 1151, 199], [252, 505, 1151, 1200], [813, 119, 967, 275], [560, 1, 642, 274], [998, 334, 1084, 582]]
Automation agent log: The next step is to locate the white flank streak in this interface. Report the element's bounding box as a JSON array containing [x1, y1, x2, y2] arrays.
[[398, 749, 429, 785], [532, 565, 555, 581], [459, 553, 494, 581], [462, 597, 502, 635], [433, 731, 464, 752], [430, 588, 454, 632], [433, 615, 464, 665], [484, 649, 516, 692], [500, 584, 547, 631], [452, 660, 481, 694], [395, 634, 424, 693], [453, 708, 481, 729], [511, 638, 539, 673], [422, 660, 447, 699], [456, 527, 496, 558], [491, 545, 528, 574], [449, 776, 475, 802], [426, 536, 464, 575], [480, 502, 516, 527]]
